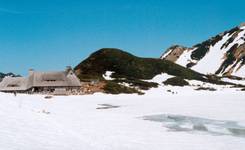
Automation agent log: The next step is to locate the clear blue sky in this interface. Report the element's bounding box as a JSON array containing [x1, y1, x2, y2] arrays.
[[0, 0, 244, 75]]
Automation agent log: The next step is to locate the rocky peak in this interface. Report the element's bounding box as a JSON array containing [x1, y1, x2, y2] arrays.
[[239, 22, 245, 27], [160, 45, 190, 61]]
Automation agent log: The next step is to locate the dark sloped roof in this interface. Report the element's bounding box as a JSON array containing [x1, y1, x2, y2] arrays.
[[0, 70, 81, 92], [30, 71, 81, 87], [0, 77, 28, 91]]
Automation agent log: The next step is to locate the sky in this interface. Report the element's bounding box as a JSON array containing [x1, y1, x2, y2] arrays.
[[0, 0, 244, 75]]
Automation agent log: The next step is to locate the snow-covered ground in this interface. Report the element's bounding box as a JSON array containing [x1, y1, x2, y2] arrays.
[[221, 77, 245, 85], [0, 86, 245, 150]]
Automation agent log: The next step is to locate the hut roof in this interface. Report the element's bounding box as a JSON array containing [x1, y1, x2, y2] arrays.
[[30, 71, 81, 87], [0, 69, 81, 92], [0, 77, 28, 91]]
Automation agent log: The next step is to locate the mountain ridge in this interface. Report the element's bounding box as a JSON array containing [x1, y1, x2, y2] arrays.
[[161, 24, 245, 77], [0, 72, 20, 82]]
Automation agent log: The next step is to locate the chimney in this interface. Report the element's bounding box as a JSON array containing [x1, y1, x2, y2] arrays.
[[65, 66, 72, 73], [29, 69, 34, 76]]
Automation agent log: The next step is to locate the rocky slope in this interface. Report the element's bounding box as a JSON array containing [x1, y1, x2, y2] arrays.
[[161, 23, 245, 78]]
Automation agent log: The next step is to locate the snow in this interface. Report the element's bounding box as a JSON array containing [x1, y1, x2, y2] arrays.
[[175, 48, 196, 67], [234, 65, 245, 77], [118, 82, 131, 87], [240, 25, 245, 30], [234, 27, 245, 47], [143, 73, 174, 84], [103, 71, 115, 80], [191, 28, 245, 76], [161, 49, 173, 59], [221, 27, 245, 77], [0, 85, 244, 150], [231, 60, 245, 77], [191, 33, 232, 75], [221, 77, 245, 85]]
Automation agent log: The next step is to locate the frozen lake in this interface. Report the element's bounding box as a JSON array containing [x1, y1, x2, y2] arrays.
[[143, 114, 245, 137]]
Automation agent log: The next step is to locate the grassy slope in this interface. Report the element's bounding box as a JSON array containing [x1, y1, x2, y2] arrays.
[[75, 48, 204, 81], [74, 48, 235, 94]]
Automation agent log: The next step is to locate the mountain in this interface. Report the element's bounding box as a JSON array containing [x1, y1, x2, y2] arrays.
[[0, 72, 20, 82], [74, 48, 235, 94], [161, 23, 245, 78], [75, 48, 205, 80]]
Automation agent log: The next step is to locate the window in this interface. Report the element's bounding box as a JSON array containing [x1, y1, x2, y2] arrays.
[[7, 84, 19, 87], [45, 80, 56, 82]]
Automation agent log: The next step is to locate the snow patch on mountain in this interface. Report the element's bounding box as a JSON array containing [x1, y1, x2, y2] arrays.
[[143, 73, 174, 84], [160, 48, 173, 59], [103, 71, 115, 80], [191, 33, 233, 75], [221, 77, 245, 85], [175, 48, 197, 67], [233, 64, 245, 77]]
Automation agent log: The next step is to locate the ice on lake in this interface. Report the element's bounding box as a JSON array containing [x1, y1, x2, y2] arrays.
[[142, 114, 245, 138]]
